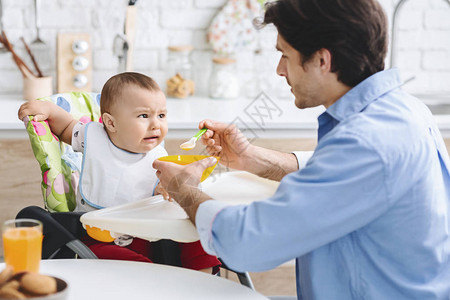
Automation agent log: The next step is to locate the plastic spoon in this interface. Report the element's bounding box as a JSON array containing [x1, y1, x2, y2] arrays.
[[180, 128, 207, 150]]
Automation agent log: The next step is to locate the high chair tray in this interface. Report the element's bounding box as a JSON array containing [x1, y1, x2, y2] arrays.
[[201, 171, 279, 204], [80, 195, 198, 242], [80, 171, 279, 243]]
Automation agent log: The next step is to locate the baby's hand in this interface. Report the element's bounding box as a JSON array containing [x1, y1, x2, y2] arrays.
[[18, 100, 54, 122], [154, 182, 170, 201]]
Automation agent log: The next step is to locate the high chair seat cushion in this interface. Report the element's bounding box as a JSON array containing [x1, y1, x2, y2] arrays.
[[24, 92, 101, 212]]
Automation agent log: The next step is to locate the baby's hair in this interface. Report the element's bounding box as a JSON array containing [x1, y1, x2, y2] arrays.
[[100, 72, 161, 116]]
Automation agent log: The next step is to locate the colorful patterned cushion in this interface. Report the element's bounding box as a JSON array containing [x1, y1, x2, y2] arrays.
[[24, 92, 101, 212]]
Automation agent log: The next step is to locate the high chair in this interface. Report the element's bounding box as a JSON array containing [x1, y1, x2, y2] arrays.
[[19, 92, 100, 259], [19, 92, 254, 289]]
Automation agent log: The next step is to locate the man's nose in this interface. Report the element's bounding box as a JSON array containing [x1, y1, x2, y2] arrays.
[[276, 58, 286, 77]]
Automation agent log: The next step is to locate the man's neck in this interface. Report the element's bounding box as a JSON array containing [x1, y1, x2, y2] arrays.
[[323, 77, 352, 109]]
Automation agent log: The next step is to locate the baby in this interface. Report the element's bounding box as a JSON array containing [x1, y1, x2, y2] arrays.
[[18, 72, 220, 273]]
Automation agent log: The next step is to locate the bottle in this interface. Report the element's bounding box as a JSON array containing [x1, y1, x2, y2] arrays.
[[166, 45, 195, 98], [245, 49, 273, 98], [209, 57, 239, 99]]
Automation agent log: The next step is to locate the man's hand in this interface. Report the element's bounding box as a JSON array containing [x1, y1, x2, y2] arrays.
[[199, 119, 299, 181], [199, 119, 253, 171], [153, 157, 218, 223], [154, 182, 170, 200]]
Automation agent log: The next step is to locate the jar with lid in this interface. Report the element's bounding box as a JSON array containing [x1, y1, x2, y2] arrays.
[[209, 57, 239, 99], [166, 45, 195, 98]]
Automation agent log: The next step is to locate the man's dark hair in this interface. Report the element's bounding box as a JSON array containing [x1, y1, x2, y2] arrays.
[[264, 0, 388, 87]]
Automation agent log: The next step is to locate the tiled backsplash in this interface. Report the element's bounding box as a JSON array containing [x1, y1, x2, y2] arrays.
[[0, 0, 449, 97]]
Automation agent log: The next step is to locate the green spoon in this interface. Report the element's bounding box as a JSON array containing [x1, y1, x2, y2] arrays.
[[180, 128, 207, 150]]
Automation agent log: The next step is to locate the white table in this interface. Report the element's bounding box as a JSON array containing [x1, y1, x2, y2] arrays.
[[1, 259, 269, 300]]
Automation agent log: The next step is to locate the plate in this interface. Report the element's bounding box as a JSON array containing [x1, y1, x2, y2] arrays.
[[0, 275, 68, 300]]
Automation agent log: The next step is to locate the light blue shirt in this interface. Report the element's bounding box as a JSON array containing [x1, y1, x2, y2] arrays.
[[196, 69, 450, 299]]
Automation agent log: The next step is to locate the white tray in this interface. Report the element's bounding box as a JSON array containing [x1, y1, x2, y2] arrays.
[[80, 195, 198, 242], [201, 171, 279, 204], [80, 171, 279, 242]]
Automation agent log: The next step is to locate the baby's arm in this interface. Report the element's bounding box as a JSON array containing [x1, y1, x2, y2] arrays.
[[18, 100, 77, 145]]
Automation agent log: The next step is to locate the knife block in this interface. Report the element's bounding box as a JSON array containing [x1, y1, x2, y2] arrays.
[[56, 33, 92, 93]]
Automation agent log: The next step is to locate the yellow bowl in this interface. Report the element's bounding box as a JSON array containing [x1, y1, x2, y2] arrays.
[[157, 155, 220, 182]]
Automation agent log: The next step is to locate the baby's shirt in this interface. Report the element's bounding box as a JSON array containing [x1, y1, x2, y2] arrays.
[[72, 122, 168, 212]]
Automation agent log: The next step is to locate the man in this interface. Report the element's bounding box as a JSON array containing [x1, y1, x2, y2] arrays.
[[154, 0, 450, 298]]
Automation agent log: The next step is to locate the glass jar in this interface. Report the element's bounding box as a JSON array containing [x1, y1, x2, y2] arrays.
[[166, 45, 195, 98], [209, 57, 239, 99]]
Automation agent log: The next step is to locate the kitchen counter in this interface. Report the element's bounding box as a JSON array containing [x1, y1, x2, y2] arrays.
[[0, 93, 324, 139], [1, 93, 450, 139]]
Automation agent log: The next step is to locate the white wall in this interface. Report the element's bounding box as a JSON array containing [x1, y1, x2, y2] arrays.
[[0, 0, 449, 98]]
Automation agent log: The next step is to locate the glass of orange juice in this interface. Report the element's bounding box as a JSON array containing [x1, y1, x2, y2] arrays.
[[2, 219, 43, 273]]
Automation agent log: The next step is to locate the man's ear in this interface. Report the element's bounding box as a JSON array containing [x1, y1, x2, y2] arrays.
[[102, 112, 117, 133], [317, 48, 332, 72]]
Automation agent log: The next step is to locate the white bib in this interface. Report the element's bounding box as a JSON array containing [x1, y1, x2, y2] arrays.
[[75, 122, 167, 212]]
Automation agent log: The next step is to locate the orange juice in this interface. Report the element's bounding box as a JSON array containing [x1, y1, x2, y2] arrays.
[[2, 227, 43, 272]]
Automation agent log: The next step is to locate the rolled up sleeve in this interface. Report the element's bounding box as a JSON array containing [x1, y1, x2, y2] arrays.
[[292, 151, 314, 170]]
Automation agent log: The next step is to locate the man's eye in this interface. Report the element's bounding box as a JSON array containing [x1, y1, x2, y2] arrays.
[[138, 114, 148, 118]]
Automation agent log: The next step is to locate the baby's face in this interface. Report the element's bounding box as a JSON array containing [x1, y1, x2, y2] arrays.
[[109, 86, 168, 153]]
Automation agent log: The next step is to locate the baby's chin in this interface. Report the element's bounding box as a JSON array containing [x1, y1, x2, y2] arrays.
[[141, 139, 164, 152], [121, 143, 162, 154]]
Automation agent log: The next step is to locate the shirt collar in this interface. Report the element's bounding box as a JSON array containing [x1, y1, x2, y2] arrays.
[[326, 68, 403, 122]]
